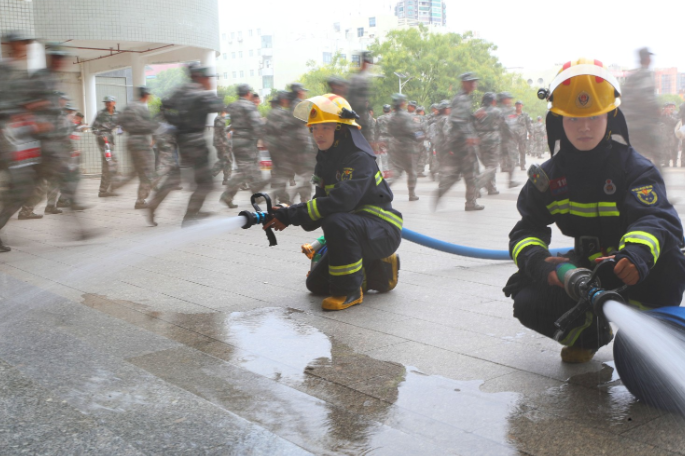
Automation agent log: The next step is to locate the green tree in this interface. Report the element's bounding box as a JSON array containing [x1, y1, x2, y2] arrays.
[[297, 53, 355, 95], [148, 67, 188, 99], [657, 93, 684, 108]]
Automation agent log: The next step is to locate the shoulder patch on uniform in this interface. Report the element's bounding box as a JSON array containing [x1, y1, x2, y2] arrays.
[[337, 168, 354, 181], [527, 164, 550, 193], [631, 185, 658, 205]]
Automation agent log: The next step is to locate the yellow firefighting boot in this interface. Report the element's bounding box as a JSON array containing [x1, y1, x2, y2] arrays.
[[560, 346, 597, 364], [322, 288, 363, 311], [380, 253, 400, 292]]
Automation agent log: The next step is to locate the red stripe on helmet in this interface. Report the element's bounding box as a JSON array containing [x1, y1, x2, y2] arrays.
[[562, 61, 572, 85], [594, 59, 604, 83]]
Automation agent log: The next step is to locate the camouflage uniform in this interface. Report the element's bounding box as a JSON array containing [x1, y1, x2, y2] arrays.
[[151, 120, 179, 191], [265, 104, 292, 204], [473, 104, 503, 194], [659, 110, 678, 167], [92, 106, 119, 193], [118, 100, 158, 205], [375, 111, 392, 175], [441, 89, 480, 206], [347, 71, 373, 142], [149, 81, 223, 221], [512, 110, 532, 170], [621, 67, 662, 168], [221, 98, 267, 205], [387, 108, 422, 200], [531, 121, 546, 157], [499, 104, 518, 185], [211, 112, 232, 181]]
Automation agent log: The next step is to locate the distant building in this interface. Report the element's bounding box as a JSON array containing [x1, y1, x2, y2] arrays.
[[394, 0, 446, 27]]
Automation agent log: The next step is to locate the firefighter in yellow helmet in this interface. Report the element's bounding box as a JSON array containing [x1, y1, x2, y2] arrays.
[[504, 58, 685, 363], [263, 94, 402, 310]]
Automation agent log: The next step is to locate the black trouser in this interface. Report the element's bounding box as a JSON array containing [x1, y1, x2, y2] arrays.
[[306, 212, 401, 296]]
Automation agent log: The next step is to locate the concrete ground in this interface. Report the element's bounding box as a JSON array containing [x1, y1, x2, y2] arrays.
[[1, 165, 684, 455]]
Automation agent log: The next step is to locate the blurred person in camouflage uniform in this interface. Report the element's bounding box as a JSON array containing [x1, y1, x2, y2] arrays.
[[387, 93, 422, 201], [498, 91, 520, 188], [659, 102, 679, 167], [118, 86, 159, 209], [347, 52, 374, 143], [211, 105, 232, 183], [220, 83, 267, 209], [513, 100, 533, 171], [92, 95, 121, 197], [531, 116, 546, 158], [473, 92, 503, 195]]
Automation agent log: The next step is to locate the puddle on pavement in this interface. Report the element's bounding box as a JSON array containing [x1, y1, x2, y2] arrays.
[[82, 294, 521, 454]]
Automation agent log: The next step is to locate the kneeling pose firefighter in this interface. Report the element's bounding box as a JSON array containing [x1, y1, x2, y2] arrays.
[[504, 59, 685, 363], [263, 94, 402, 311]]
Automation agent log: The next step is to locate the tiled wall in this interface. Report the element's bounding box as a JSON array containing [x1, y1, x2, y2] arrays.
[[31, 0, 219, 51], [0, 0, 35, 38]]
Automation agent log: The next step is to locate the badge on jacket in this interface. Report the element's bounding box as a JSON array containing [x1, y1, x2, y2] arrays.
[[337, 168, 353, 181], [631, 185, 658, 205], [603, 179, 616, 195]]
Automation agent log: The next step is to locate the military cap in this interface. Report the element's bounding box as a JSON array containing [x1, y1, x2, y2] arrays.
[[481, 92, 496, 106], [537, 116, 542, 120], [103, 95, 116, 102], [417, 106, 425, 112], [188, 65, 216, 78], [391, 93, 407, 105], [430, 103, 438, 111], [638, 47, 654, 59], [361, 51, 374, 64], [515, 100, 523, 105], [290, 83, 308, 93], [408, 100, 418, 107], [327, 75, 349, 87], [58, 92, 69, 100], [666, 101, 676, 106], [252, 93, 261, 99], [237, 84, 252, 96], [459, 72, 479, 82], [382, 104, 391, 112], [2, 31, 34, 43], [498, 91, 513, 101], [438, 100, 450, 110], [64, 103, 76, 111], [138, 86, 152, 98], [45, 43, 71, 57]]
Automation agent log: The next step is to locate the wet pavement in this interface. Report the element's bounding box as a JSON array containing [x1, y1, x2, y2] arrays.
[[1, 168, 684, 455]]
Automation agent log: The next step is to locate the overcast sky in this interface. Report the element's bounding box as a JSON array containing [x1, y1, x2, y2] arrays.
[[221, 0, 681, 71]]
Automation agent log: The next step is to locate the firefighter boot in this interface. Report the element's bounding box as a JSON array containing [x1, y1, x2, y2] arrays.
[[560, 346, 597, 364], [322, 288, 363, 311]]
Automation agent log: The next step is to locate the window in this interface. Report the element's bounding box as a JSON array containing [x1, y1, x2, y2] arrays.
[[238, 31, 242, 38], [223, 72, 227, 79], [221, 33, 226, 40], [257, 28, 261, 36], [357, 27, 364, 37], [231, 52, 236, 59], [340, 54, 347, 61], [250, 69, 254, 76], [257, 49, 261, 56], [369, 17, 376, 27], [263, 75, 273, 89], [323, 52, 332, 64], [240, 70, 244, 78], [261, 35, 272, 48], [222, 53, 227, 60], [231, 32, 235, 39], [264, 58, 272, 68], [248, 29, 253, 36], [249, 50, 253, 57], [232, 71, 237, 78], [334, 22, 340, 32], [352, 54, 361, 66], [239, 51, 243, 58]]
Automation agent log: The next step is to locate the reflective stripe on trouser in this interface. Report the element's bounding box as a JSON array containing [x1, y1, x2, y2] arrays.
[[306, 212, 401, 296]]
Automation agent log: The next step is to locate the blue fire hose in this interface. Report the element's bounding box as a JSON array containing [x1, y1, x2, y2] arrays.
[[401, 228, 572, 261]]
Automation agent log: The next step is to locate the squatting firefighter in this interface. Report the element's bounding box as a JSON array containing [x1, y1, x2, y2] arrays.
[[263, 94, 401, 311], [504, 59, 685, 363]]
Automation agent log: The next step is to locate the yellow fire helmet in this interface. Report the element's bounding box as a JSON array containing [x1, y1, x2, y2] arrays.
[[293, 94, 361, 129], [546, 58, 621, 118]]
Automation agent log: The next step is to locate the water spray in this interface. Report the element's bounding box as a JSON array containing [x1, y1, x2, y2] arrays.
[[238, 193, 278, 246]]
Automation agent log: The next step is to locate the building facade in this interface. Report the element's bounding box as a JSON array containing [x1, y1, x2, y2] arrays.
[[394, 0, 446, 27]]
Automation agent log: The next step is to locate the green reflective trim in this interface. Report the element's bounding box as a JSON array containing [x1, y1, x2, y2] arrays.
[[375, 171, 383, 186], [329, 259, 363, 276], [355, 205, 403, 230], [325, 184, 336, 196], [307, 199, 322, 221], [512, 237, 548, 266], [559, 311, 594, 346], [546, 200, 619, 218], [619, 231, 660, 265]]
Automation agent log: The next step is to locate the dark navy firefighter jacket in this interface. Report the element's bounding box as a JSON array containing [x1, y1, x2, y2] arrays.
[[509, 141, 685, 308]]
